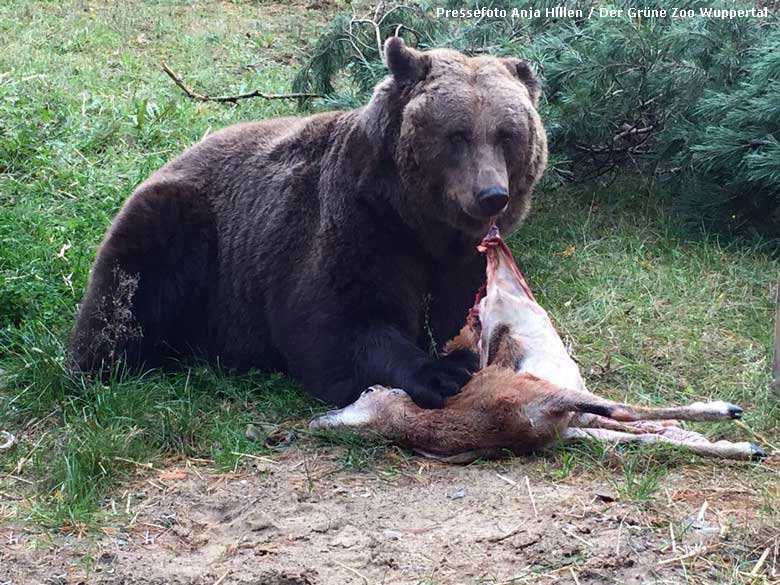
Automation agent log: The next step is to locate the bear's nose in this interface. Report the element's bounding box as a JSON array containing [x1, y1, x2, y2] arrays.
[[477, 187, 509, 216]]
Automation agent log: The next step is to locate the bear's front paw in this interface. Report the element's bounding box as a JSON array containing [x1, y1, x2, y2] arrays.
[[441, 347, 480, 375], [407, 356, 474, 409]]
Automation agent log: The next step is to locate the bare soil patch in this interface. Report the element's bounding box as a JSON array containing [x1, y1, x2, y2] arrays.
[[2, 449, 777, 584]]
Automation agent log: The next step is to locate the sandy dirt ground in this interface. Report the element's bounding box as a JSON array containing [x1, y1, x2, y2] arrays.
[[2, 446, 778, 585]]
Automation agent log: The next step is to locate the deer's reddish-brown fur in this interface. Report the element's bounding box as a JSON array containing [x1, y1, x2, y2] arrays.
[[310, 227, 765, 462], [357, 368, 571, 460]]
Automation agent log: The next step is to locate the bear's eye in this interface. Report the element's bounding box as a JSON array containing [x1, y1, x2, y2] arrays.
[[448, 131, 470, 148], [498, 129, 517, 145]]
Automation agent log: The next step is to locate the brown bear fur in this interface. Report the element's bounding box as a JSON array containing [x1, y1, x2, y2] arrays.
[[70, 38, 547, 408]]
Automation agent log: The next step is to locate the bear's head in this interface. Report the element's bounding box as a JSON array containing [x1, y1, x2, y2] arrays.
[[363, 37, 548, 242]]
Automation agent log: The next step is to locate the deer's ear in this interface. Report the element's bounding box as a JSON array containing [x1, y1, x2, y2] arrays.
[[499, 58, 542, 105], [385, 36, 430, 84]]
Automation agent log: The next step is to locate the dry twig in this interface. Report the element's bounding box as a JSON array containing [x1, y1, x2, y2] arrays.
[[569, 567, 582, 585], [524, 475, 538, 517], [750, 547, 771, 577], [14, 431, 47, 474], [658, 543, 721, 566], [230, 452, 278, 465], [485, 520, 527, 543], [562, 526, 592, 548], [160, 61, 319, 103], [334, 560, 369, 585]]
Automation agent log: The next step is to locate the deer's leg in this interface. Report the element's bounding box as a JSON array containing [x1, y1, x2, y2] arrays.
[[309, 386, 412, 430], [562, 427, 765, 461], [547, 389, 744, 423], [570, 413, 681, 434]]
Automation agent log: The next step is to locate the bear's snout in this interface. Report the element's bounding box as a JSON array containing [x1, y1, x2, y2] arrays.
[[477, 186, 509, 217]]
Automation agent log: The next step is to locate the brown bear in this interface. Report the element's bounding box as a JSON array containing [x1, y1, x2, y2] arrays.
[[70, 38, 548, 408]]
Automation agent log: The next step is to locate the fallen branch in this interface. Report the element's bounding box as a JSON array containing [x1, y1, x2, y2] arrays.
[[160, 61, 320, 103]]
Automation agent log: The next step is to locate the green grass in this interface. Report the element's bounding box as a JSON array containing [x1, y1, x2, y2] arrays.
[[1, 0, 779, 530], [516, 181, 780, 441], [0, 0, 330, 528]]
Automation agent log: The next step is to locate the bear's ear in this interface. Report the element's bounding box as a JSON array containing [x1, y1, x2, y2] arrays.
[[499, 58, 542, 106], [384, 36, 430, 84]]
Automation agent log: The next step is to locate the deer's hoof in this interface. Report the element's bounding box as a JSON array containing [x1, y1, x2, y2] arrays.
[[749, 443, 767, 461], [726, 404, 743, 419]]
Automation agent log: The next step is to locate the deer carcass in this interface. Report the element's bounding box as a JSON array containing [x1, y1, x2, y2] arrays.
[[310, 226, 765, 462]]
